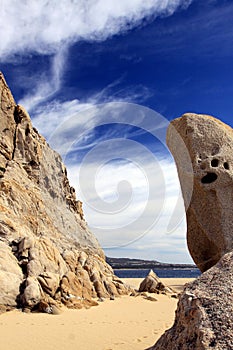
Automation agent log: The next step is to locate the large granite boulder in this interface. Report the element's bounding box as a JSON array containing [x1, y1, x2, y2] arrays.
[[0, 73, 130, 312], [149, 113, 233, 350], [148, 251, 233, 350], [167, 113, 233, 272]]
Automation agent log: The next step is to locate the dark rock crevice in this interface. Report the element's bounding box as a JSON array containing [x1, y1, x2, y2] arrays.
[[11, 107, 19, 161]]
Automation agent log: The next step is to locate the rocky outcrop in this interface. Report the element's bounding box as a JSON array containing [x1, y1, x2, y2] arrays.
[[0, 73, 130, 312], [148, 251, 233, 350], [148, 114, 233, 350], [167, 113, 233, 272], [139, 270, 173, 294]]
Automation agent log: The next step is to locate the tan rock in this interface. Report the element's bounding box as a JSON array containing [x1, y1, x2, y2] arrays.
[[0, 73, 16, 170], [0, 241, 23, 306], [61, 271, 84, 299], [139, 270, 173, 294], [26, 237, 68, 278], [167, 113, 233, 272], [22, 277, 44, 308], [148, 251, 233, 350], [0, 72, 130, 312], [37, 272, 60, 297]]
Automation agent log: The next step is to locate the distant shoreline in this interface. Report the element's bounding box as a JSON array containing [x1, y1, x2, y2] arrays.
[[107, 256, 197, 270]]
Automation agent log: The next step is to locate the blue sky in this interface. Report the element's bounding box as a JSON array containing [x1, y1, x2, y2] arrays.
[[1, 0, 233, 263]]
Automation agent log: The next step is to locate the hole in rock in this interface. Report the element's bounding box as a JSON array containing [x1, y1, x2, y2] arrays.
[[209, 340, 216, 347], [211, 159, 219, 167], [29, 160, 38, 167], [21, 263, 28, 275], [201, 173, 218, 184], [25, 127, 30, 136], [224, 162, 230, 170]]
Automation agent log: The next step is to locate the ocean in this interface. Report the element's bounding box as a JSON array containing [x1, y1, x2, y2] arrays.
[[114, 268, 201, 279]]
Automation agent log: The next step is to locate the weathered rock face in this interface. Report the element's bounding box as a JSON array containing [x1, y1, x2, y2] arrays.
[[167, 113, 233, 272], [139, 270, 173, 294], [149, 114, 233, 350], [148, 251, 233, 350], [0, 73, 130, 312]]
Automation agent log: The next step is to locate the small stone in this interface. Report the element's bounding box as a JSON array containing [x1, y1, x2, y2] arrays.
[[171, 294, 178, 299], [143, 296, 157, 302]]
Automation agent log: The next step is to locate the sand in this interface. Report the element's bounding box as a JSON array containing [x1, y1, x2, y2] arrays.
[[0, 278, 193, 350]]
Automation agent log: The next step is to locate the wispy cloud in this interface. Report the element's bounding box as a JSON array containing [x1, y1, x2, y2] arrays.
[[0, 0, 195, 262], [19, 46, 68, 111], [36, 100, 189, 262], [1, 0, 193, 111], [30, 81, 156, 142], [0, 0, 193, 59], [67, 153, 189, 263]]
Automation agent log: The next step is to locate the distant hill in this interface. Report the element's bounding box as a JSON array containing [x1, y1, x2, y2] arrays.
[[106, 257, 196, 269]]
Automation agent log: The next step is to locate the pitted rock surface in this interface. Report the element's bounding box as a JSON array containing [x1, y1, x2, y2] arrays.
[[167, 113, 233, 272]]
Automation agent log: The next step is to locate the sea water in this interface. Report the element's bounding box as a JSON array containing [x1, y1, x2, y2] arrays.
[[114, 268, 201, 279]]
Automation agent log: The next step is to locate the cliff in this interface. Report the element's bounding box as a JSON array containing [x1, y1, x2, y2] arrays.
[[0, 73, 130, 313]]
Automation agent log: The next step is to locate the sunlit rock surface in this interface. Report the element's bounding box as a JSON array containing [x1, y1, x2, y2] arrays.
[[0, 73, 130, 313]]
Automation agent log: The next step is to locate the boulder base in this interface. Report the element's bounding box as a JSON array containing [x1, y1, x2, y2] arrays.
[[148, 251, 233, 350]]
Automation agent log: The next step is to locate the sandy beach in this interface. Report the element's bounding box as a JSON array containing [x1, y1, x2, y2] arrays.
[[0, 278, 194, 350]]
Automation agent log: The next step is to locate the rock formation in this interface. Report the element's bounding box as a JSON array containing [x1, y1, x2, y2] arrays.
[[0, 73, 130, 313], [139, 270, 173, 294], [148, 251, 233, 350], [167, 113, 233, 272], [149, 114, 233, 349]]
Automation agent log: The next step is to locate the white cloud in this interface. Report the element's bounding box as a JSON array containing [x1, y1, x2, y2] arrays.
[[32, 100, 170, 153], [67, 153, 188, 262], [31, 100, 191, 261], [19, 46, 68, 111], [0, 0, 194, 262], [0, 0, 193, 59], [1, 0, 192, 111]]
